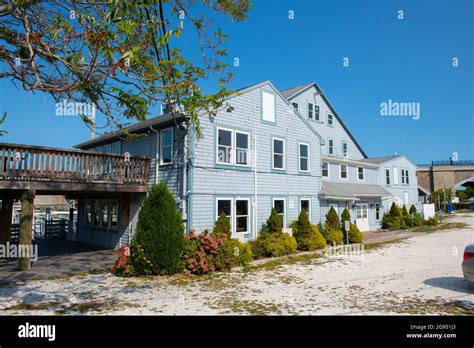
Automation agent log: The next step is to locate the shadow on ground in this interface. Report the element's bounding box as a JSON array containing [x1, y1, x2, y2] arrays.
[[424, 276, 474, 294]]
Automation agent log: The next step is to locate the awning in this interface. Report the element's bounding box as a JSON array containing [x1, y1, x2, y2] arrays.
[[319, 181, 392, 201]]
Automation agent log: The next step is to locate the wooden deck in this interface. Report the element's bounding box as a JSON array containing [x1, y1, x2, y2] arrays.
[[0, 142, 149, 194]]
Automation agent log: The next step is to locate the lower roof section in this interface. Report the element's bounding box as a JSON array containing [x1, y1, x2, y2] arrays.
[[319, 181, 392, 201]]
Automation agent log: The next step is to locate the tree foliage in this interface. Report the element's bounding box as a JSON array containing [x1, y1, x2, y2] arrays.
[[0, 0, 251, 137]]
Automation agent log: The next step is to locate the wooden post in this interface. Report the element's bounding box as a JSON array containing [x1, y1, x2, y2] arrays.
[[18, 190, 35, 271], [0, 193, 14, 244]]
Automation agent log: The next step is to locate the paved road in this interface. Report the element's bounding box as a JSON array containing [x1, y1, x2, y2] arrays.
[[0, 213, 473, 315]]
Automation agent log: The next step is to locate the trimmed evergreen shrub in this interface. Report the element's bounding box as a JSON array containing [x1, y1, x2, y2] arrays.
[[323, 223, 343, 245], [326, 207, 340, 229], [250, 231, 297, 258], [348, 223, 363, 244], [402, 205, 412, 227], [134, 182, 184, 275], [389, 202, 402, 218], [266, 208, 283, 233], [292, 210, 326, 250], [341, 207, 351, 223], [213, 211, 231, 238], [223, 239, 253, 267], [413, 213, 423, 227], [409, 204, 417, 215]]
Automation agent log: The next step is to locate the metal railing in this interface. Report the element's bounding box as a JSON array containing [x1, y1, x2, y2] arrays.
[[417, 160, 474, 167]]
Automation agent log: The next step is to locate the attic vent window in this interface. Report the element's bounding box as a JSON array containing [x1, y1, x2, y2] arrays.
[[262, 91, 276, 123]]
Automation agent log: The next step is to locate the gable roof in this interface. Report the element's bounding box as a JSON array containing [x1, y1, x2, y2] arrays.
[[228, 80, 325, 145], [279, 82, 368, 158], [74, 112, 186, 149], [360, 155, 401, 164], [360, 155, 418, 168], [280, 83, 314, 99], [75, 80, 326, 149]]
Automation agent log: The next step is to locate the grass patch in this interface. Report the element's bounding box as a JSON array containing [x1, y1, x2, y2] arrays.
[[247, 251, 323, 272], [5, 299, 140, 314], [409, 222, 469, 233], [211, 298, 283, 315]]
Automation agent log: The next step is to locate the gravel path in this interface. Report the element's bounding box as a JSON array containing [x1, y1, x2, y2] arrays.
[[1, 213, 473, 315]]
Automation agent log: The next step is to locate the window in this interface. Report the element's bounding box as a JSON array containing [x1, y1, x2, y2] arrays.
[[292, 102, 299, 111], [342, 141, 348, 158], [322, 162, 329, 178], [272, 138, 285, 170], [299, 143, 310, 172], [111, 142, 121, 154], [262, 91, 275, 123], [356, 205, 368, 219], [340, 164, 348, 180], [216, 128, 250, 167], [327, 113, 333, 126], [217, 199, 232, 226], [216, 198, 249, 235], [328, 138, 334, 156], [307, 102, 314, 119], [393, 167, 399, 185], [235, 199, 249, 233], [404, 192, 409, 205], [160, 128, 173, 164], [93, 201, 100, 226], [375, 203, 381, 221], [401, 168, 409, 184], [273, 199, 286, 227], [314, 105, 320, 121], [235, 132, 249, 166], [385, 168, 391, 185], [217, 128, 233, 164], [110, 200, 118, 229], [358, 167, 365, 181], [85, 201, 93, 225], [300, 199, 310, 217], [101, 200, 109, 228]]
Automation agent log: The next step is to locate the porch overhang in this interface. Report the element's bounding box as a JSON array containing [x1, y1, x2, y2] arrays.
[[319, 181, 392, 201]]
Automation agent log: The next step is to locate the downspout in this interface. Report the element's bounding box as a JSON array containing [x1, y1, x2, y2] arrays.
[[149, 126, 160, 184], [253, 135, 258, 240]]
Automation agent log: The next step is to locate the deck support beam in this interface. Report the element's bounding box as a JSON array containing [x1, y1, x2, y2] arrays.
[[18, 190, 35, 271], [0, 193, 14, 244]]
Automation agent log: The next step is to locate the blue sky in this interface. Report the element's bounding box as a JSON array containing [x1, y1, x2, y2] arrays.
[[0, 0, 472, 163]]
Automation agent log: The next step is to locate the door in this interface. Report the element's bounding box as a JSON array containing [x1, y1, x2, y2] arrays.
[[356, 204, 369, 231]]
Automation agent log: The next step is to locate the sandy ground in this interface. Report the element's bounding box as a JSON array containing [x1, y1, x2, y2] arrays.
[[1, 213, 473, 315]]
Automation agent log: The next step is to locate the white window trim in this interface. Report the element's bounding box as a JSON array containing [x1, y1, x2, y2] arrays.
[[327, 112, 334, 126], [340, 164, 348, 180], [216, 127, 234, 166], [322, 162, 330, 178], [328, 138, 335, 156], [314, 104, 321, 121], [401, 168, 409, 185], [216, 197, 234, 233], [357, 166, 365, 182], [234, 198, 250, 234], [234, 131, 250, 167], [385, 167, 391, 186], [300, 198, 311, 221], [307, 102, 314, 119], [272, 137, 286, 170], [375, 203, 381, 221], [341, 141, 348, 159], [272, 197, 287, 228], [160, 127, 174, 165], [298, 142, 310, 172]]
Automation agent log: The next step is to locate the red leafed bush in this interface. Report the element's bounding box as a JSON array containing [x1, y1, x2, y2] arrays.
[[182, 228, 228, 274]]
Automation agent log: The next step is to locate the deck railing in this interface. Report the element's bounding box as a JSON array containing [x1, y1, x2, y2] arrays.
[[0, 143, 149, 185], [417, 160, 474, 167]]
